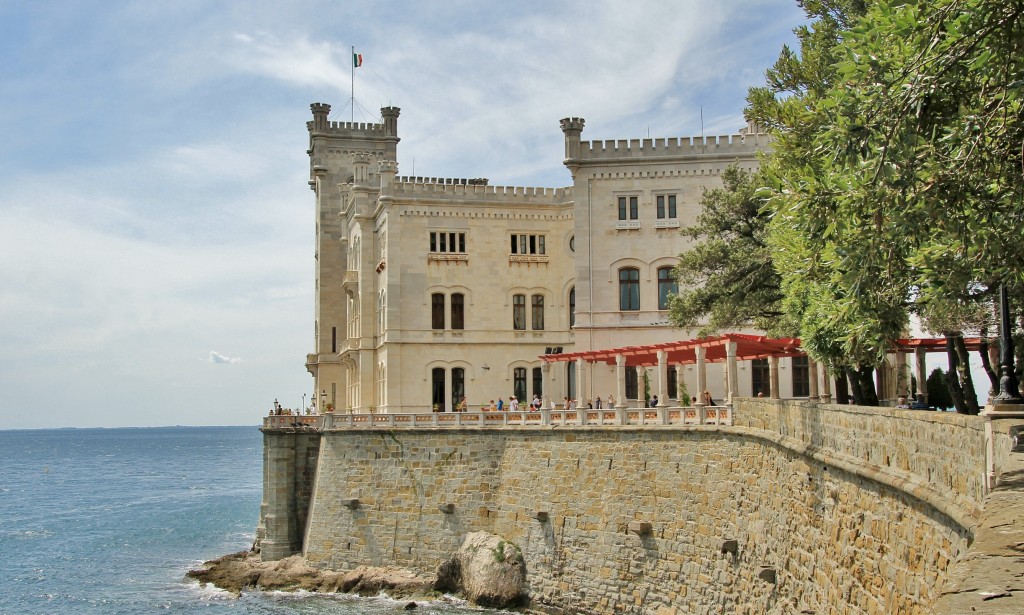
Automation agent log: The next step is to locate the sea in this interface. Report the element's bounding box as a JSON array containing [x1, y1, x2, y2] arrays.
[[0, 426, 490, 615]]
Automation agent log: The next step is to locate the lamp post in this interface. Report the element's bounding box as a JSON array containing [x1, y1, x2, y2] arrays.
[[993, 283, 1023, 404]]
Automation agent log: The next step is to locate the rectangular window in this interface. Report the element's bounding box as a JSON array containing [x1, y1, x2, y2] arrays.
[[618, 196, 639, 221], [751, 358, 770, 397], [429, 231, 467, 254], [792, 356, 810, 397], [431, 293, 445, 329], [531, 294, 544, 330], [656, 194, 677, 219], [532, 367, 543, 400], [510, 234, 546, 255], [513, 294, 526, 330], [625, 368, 638, 400]]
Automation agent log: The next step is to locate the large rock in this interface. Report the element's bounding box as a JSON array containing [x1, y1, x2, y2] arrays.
[[435, 531, 526, 608], [186, 550, 434, 598]]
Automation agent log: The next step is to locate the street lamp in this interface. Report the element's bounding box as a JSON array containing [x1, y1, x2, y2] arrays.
[[993, 283, 1023, 404]]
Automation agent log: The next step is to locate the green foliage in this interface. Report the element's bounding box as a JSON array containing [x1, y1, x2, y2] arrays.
[[926, 368, 954, 410], [668, 166, 786, 337], [678, 379, 691, 406], [743, 0, 1024, 388]]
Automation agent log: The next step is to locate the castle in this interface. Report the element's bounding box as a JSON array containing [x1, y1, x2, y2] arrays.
[[303, 103, 807, 413]]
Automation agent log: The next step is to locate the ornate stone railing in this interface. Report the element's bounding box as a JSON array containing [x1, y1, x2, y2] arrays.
[[262, 405, 732, 430]]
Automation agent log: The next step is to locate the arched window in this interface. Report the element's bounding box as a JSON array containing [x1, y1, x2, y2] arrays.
[[568, 286, 576, 328], [619, 268, 640, 311], [452, 367, 465, 410], [513, 368, 527, 402], [531, 294, 544, 330], [431, 293, 445, 329], [451, 293, 464, 330], [532, 367, 543, 399], [512, 294, 526, 330], [657, 266, 678, 310], [432, 368, 445, 411], [667, 366, 678, 400]]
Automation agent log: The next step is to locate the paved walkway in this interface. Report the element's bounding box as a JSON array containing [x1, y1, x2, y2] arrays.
[[935, 431, 1024, 613]]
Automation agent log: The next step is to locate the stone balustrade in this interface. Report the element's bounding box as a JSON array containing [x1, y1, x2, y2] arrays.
[[262, 404, 732, 431]]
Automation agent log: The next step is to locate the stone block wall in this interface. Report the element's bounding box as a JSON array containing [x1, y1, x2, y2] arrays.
[[732, 398, 988, 526], [300, 420, 977, 614], [259, 430, 321, 560]]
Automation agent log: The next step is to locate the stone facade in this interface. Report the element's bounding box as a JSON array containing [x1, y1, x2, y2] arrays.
[[262, 399, 1000, 614], [303, 103, 840, 414]]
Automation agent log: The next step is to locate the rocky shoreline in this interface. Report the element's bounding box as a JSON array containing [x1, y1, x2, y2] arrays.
[[186, 531, 529, 609], [186, 550, 437, 599]]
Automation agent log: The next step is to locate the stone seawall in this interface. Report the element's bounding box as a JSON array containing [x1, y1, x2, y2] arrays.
[[298, 416, 978, 614]]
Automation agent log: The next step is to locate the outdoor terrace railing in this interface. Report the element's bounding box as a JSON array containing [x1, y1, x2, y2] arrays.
[[262, 405, 732, 430]]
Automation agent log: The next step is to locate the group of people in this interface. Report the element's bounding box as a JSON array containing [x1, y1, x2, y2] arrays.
[[432, 389, 721, 413], [445, 395, 544, 413]]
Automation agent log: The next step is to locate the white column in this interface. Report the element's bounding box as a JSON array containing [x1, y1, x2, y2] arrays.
[[674, 364, 684, 404], [635, 366, 644, 407], [615, 354, 625, 408], [727, 341, 739, 403], [576, 358, 586, 405], [695, 346, 708, 407], [915, 347, 928, 402], [541, 361, 551, 409], [657, 350, 669, 407], [769, 356, 780, 400], [895, 351, 908, 399], [821, 365, 832, 403], [808, 357, 820, 401]]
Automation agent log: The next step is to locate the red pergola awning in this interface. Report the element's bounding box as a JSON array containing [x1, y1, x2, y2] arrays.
[[540, 334, 988, 367]]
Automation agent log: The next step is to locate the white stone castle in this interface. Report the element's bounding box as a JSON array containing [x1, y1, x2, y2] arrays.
[[303, 102, 797, 413]]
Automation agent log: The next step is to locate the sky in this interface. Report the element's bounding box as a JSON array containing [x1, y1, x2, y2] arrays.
[[0, 0, 834, 429]]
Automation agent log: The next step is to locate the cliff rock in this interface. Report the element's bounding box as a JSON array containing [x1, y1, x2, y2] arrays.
[[186, 550, 434, 598], [435, 531, 526, 608]]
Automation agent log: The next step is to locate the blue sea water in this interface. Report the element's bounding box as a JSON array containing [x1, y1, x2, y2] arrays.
[[0, 426, 487, 615]]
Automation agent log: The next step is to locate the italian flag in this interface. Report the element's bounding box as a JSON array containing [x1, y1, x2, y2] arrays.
[[353, 52, 363, 68]]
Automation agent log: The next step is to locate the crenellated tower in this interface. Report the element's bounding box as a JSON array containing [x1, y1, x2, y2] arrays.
[[305, 103, 401, 413]]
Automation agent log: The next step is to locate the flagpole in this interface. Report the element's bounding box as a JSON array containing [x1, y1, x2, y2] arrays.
[[351, 45, 355, 122]]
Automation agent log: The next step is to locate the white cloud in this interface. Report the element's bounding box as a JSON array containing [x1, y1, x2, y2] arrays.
[[208, 351, 243, 364]]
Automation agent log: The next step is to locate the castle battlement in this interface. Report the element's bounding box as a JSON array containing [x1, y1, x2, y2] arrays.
[[391, 180, 572, 202], [397, 176, 489, 185], [576, 133, 768, 160], [308, 103, 400, 137]]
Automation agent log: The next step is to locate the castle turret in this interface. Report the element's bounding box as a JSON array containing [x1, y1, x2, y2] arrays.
[[381, 106, 400, 137], [560, 117, 586, 162], [310, 102, 331, 132]]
